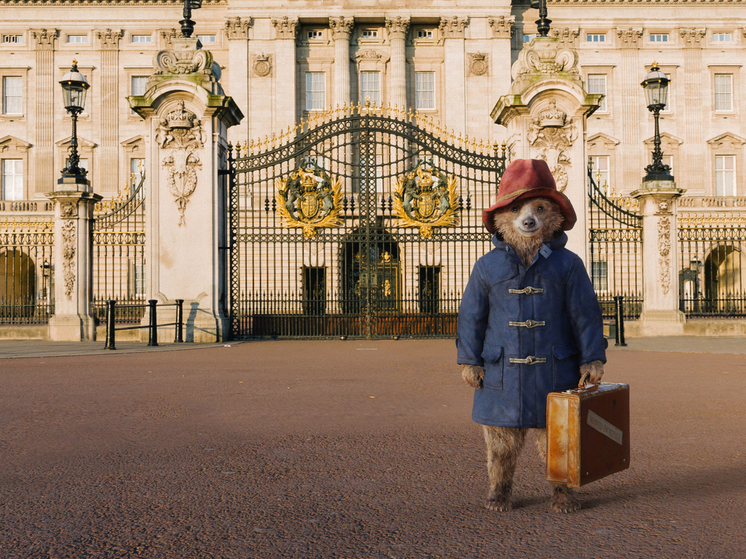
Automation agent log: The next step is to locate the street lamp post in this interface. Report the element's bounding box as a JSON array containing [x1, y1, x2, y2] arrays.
[[641, 62, 673, 183], [529, 0, 552, 37], [58, 60, 90, 185]]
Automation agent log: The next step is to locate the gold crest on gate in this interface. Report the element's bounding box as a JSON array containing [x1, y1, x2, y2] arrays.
[[277, 159, 343, 238], [393, 161, 459, 238]]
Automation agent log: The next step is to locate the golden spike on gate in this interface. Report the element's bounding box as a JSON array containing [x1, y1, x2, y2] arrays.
[[407, 108, 414, 122]]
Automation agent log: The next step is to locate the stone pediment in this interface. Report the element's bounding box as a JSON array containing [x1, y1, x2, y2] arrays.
[[56, 135, 97, 149], [643, 132, 683, 148], [121, 135, 144, 153], [587, 133, 620, 149], [0, 135, 31, 153], [706, 132, 746, 149]]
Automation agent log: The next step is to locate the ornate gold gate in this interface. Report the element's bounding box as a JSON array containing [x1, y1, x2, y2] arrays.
[[228, 103, 507, 339]]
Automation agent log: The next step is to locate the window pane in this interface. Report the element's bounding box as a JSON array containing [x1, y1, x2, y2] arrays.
[[714, 74, 733, 111], [3, 76, 22, 114], [2, 159, 23, 200], [590, 155, 609, 188], [587, 74, 607, 112], [715, 155, 736, 196], [131, 76, 148, 96], [360, 71, 380, 105], [306, 72, 325, 111], [415, 72, 435, 110]]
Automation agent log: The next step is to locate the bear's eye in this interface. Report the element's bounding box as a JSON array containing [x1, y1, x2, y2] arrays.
[[510, 206, 519, 213], [536, 205, 544, 213]]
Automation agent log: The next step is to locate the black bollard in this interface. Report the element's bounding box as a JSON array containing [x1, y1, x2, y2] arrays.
[[104, 299, 116, 350], [614, 295, 627, 347], [175, 299, 184, 343], [148, 299, 158, 347]]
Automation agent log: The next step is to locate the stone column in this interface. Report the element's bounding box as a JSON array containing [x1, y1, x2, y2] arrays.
[[96, 29, 123, 195], [488, 16, 515, 145], [491, 37, 602, 260], [225, 17, 251, 144], [631, 180, 686, 335], [679, 28, 706, 194], [129, 37, 243, 342], [272, 17, 298, 129], [386, 16, 409, 110], [30, 29, 57, 195], [46, 178, 102, 341], [615, 29, 644, 192], [440, 17, 468, 135], [330, 16, 354, 109]]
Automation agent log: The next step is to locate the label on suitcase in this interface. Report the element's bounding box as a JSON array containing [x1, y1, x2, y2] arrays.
[[546, 382, 630, 488]]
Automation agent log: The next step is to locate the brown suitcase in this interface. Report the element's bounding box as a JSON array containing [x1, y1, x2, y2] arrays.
[[546, 382, 630, 488]]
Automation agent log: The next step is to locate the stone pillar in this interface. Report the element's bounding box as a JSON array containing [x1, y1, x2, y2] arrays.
[[30, 29, 57, 195], [272, 17, 298, 129], [631, 180, 686, 335], [46, 178, 102, 341], [129, 37, 243, 342], [488, 16, 515, 145], [330, 16, 354, 109], [225, 17, 251, 144], [679, 28, 706, 194], [386, 16, 409, 110], [96, 29, 123, 195], [440, 17, 468, 135], [615, 29, 644, 192], [491, 37, 602, 260]]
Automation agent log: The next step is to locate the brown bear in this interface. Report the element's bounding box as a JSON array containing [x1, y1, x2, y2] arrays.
[[457, 159, 606, 513]]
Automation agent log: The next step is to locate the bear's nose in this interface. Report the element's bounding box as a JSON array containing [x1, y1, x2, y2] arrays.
[[523, 217, 536, 229]]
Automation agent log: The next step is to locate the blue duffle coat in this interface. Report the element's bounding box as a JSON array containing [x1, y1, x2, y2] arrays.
[[456, 232, 607, 429]]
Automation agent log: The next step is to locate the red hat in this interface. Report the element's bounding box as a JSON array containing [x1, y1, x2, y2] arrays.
[[482, 159, 577, 233]]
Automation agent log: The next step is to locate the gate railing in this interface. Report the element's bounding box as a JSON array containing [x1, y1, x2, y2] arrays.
[[587, 164, 643, 320], [678, 212, 746, 317], [228, 101, 507, 339], [0, 216, 55, 324], [92, 172, 146, 325]]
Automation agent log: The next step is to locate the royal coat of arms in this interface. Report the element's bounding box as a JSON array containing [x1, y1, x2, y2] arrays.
[[393, 161, 459, 238], [276, 159, 343, 238]]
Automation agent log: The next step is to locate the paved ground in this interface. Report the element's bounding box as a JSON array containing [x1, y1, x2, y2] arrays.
[[1, 339, 745, 558]]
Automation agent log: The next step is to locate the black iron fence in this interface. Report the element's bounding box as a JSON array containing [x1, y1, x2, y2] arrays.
[[587, 164, 643, 320], [0, 216, 55, 324], [678, 212, 746, 317], [92, 172, 146, 325]]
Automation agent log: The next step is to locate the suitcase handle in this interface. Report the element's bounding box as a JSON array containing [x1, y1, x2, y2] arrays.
[[579, 371, 598, 389]]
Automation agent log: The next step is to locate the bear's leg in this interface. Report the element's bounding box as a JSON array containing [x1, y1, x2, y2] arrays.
[[534, 428, 581, 513], [483, 426, 527, 511]]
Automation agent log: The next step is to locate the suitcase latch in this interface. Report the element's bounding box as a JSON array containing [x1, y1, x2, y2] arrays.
[[509, 355, 547, 365]]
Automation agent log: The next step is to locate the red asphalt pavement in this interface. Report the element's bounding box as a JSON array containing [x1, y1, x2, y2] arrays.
[[1, 340, 745, 558]]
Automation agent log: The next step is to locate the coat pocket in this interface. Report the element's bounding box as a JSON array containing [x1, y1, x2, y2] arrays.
[[552, 344, 579, 390], [481, 344, 504, 390]]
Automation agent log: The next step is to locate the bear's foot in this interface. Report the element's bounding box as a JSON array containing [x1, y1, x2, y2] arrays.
[[485, 483, 512, 512], [550, 484, 581, 513]]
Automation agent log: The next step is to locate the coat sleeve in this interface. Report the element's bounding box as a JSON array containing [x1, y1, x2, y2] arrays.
[[456, 261, 490, 366], [565, 256, 607, 365]]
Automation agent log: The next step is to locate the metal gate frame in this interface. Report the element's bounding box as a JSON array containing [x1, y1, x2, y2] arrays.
[[227, 104, 507, 339]]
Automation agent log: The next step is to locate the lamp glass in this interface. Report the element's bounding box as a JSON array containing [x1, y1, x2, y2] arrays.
[[641, 67, 669, 109]]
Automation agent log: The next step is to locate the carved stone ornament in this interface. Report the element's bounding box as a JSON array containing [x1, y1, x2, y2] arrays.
[[154, 45, 214, 76], [551, 27, 580, 47], [393, 160, 459, 239], [60, 202, 78, 218], [96, 28, 122, 49], [616, 28, 643, 48], [30, 28, 58, 49], [385, 16, 410, 40], [680, 28, 706, 47], [157, 101, 206, 227], [527, 100, 577, 192], [657, 216, 672, 295], [468, 53, 489, 77], [225, 17, 251, 40], [510, 36, 581, 93], [276, 158, 343, 239], [61, 219, 76, 301], [330, 16, 354, 40], [439, 16, 468, 39], [252, 54, 272, 78], [488, 16, 514, 39], [353, 49, 390, 66], [272, 17, 299, 39]]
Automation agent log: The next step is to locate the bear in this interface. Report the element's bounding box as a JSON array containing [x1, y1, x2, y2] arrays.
[[456, 159, 606, 513]]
